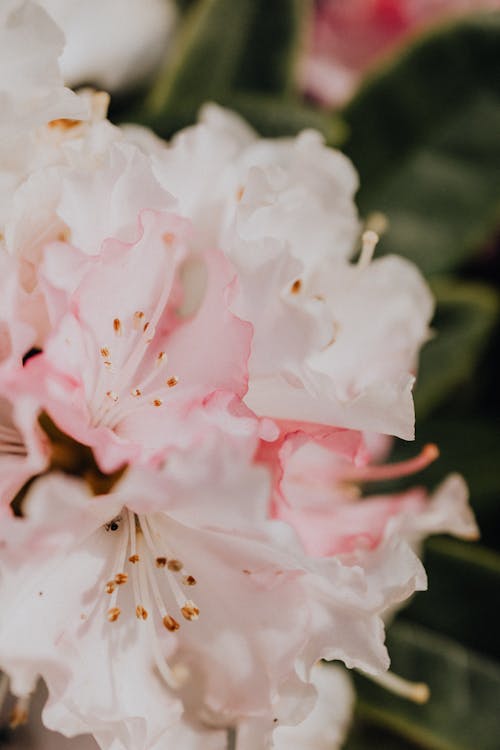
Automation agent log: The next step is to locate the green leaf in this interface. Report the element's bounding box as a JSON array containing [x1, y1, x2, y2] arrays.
[[228, 91, 346, 144], [143, 0, 257, 135], [414, 278, 499, 419], [345, 721, 421, 750], [343, 13, 500, 275], [388, 416, 500, 548], [352, 621, 500, 750], [402, 537, 500, 661], [236, 0, 310, 95], [140, 0, 316, 138]]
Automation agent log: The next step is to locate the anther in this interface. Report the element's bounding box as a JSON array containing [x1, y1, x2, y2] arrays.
[[129, 554, 140, 563], [183, 575, 196, 586], [113, 318, 122, 336], [105, 581, 116, 594], [131, 388, 142, 397], [167, 559, 183, 572], [107, 607, 121, 622], [163, 614, 180, 632], [143, 322, 150, 333], [156, 557, 167, 568], [106, 390, 119, 402], [236, 186, 245, 201], [167, 376, 179, 388], [115, 573, 128, 585], [100, 347, 110, 358], [136, 605, 148, 620], [153, 399, 163, 407], [133, 311, 145, 329], [181, 602, 200, 621], [156, 352, 167, 366], [163, 232, 175, 246], [291, 279, 302, 294]]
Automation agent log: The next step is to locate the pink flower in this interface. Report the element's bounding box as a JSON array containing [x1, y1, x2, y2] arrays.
[[145, 106, 434, 440], [0, 436, 419, 748], [266, 427, 478, 559], [303, 0, 500, 106], [20, 209, 251, 473]]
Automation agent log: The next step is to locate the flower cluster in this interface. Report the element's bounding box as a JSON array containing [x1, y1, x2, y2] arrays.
[[0, 3, 478, 749]]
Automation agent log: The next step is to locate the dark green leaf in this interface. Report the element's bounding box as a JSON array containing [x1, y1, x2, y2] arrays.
[[387, 416, 500, 548], [415, 278, 499, 419], [143, 0, 257, 135], [343, 13, 500, 274], [402, 537, 500, 661], [228, 91, 345, 143], [353, 621, 500, 750], [236, 0, 310, 94]]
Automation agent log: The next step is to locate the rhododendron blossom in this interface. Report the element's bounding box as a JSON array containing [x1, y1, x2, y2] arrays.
[[0, 4, 478, 750], [304, 0, 500, 106]]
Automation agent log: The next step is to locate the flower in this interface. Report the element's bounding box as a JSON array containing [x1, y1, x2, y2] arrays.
[[0, 6, 472, 749], [0, 430, 420, 748], [21, 209, 251, 473], [264, 427, 478, 558], [37, 0, 177, 93], [272, 663, 355, 750], [143, 104, 434, 440], [303, 0, 500, 107]]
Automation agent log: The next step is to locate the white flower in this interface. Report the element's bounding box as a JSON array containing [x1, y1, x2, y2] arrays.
[[38, 0, 177, 93]]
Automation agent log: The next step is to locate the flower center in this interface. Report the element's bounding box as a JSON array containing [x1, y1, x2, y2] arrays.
[[90, 310, 179, 431], [102, 510, 199, 687], [104, 509, 199, 622]]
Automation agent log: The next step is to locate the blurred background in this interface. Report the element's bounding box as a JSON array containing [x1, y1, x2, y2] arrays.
[[2, 1, 500, 748]]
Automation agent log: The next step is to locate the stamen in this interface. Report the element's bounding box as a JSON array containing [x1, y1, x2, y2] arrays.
[[140, 516, 200, 616], [115, 573, 128, 585], [163, 614, 180, 632], [136, 543, 180, 689], [100, 347, 110, 358], [367, 670, 430, 704], [133, 311, 145, 329], [167, 559, 183, 572], [106, 391, 119, 402], [152, 399, 163, 407], [163, 232, 175, 246], [181, 602, 200, 621], [183, 575, 196, 586], [340, 444, 439, 483], [358, 230, 379, 270], [290, 279, 302, 294], [106, 517, 130, 618], [107, 607, 121, 622], [113, 318, 122, 336], [105, 581, 116, 594], [156, 557, 167, 568], [156, 352, 167, 366], [127, 511, 146, 619], [131, 388, 142, 397], [167, 376, 179, 388], [136, 605, 148, 620]]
